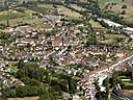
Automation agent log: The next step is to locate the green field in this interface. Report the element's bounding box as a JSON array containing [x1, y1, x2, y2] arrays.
[[0, 10, 27, 21], [98, 0, 133, 24], [97, 32, 128, 45], [0, 2, 82, 26], [98, 0, 122, 8]]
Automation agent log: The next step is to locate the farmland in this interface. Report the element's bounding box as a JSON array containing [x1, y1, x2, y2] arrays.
[[98, 0, 133, 24], [0, 0, 133, 100]]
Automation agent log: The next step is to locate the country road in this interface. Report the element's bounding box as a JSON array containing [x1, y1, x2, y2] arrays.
[[80, 54, 133, 100], [98, 18, 133, 39], [80, 18, 133, 100]]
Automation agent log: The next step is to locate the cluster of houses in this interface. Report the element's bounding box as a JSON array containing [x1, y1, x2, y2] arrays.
[[0, 14, 132, 99]]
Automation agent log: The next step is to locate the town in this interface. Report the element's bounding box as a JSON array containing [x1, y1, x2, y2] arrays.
[[0, 0, 133, 100]]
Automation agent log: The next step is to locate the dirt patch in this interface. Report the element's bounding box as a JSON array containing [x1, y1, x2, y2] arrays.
[[8, 96, 39, 100], [122, 90, 133, 96]]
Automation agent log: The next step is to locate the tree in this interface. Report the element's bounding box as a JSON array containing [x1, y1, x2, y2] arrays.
[[17, 59, 25, 68], [17, 63, 46, 81], [103, 77, 110, 100], [4, 0, 10, 26], [121, 10, 126, 15], [26, 86, 39, 96], [0, 32, 10, 40], [86, 32, 96, 46], [21, 77, 41, 86], [121, 5, 127, 9], [5, 89, 16, 97], [16, 86, 28, 97]]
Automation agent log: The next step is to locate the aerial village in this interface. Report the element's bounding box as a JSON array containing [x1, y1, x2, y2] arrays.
[[0, 0, 133, 100]]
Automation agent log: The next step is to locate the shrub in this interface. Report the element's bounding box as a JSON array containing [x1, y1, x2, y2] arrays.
[[121, 5, 127, 9]]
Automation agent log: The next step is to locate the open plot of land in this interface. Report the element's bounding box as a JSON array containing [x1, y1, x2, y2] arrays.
[[97, 33, 128, 45], [109, 1, 133, 24], [0, 9, 40, 27], [0, 10, 28, 21], [0, 3, 82, 27], [29, 4, 56, 14], [89, 19, 104, 29], [98, 0, 133, 24], [57, 5, 82, 19], [8, 97, 39, 100], [70, 4, 86, 11], [123, 90, 133, 96], [98, 0, 122, 9]]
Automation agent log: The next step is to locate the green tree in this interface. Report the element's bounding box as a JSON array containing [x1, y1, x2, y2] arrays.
[[16, 86, 28, 97]]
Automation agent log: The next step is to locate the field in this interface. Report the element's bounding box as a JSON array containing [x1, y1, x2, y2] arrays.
[[0, 9, 40, 27], [97, 32, 128, 45], [57, 5, 82, 19], [110, 1, 133, 24], [0, 3, 82, 27], [98, 0, 122, 9], [98, 0, 133, 24], [0, 10, 28, 21], [89, 19, 104, 29]]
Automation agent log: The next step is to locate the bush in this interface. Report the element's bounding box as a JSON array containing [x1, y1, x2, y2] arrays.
[[121, 5, 127, 9], [16, 86, 28, 97], [121, 10, 126, 15]]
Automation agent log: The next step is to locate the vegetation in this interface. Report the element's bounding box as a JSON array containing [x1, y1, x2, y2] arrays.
[[111, 71, 133, 89], [94, 79, 108, 100], [2, 61, 79, 99], [0, 0, 132, 100], [99, 0, 133, 25]]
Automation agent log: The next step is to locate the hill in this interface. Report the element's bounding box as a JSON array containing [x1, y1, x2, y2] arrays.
[[98, 0, 133, 25]]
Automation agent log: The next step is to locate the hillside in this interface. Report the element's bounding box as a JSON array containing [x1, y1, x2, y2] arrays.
[[0, 1, 133, 100], [98, 0, 133, 25]]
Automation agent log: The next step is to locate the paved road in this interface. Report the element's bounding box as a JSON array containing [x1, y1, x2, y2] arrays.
[[81, 54, 133, 100], [98, 18, 133, 39]]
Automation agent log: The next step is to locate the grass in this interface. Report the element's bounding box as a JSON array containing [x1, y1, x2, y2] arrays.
[[0, 9, 35, 26], [6, 64, 18, 73], [57, 5, 82, 19], [98, 0, 122, 8], [0, 10, 28, 21], [38, 4, 54, 9], [118, 75, 128, 79], [98, 0, 133, 24], [27, 3, 82, 19], [97, 33, 128, 45], [28, 5, 55, 14], [0, 2, 82, 26], [89, 19, 104, 29], [123, 81, 133, 87], [70, 4, 86, 11]]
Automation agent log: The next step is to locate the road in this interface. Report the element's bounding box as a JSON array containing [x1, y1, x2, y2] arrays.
[[81, 54, 133, 100], [98, 18, 133, 39], [81, 18, 133, 100]]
